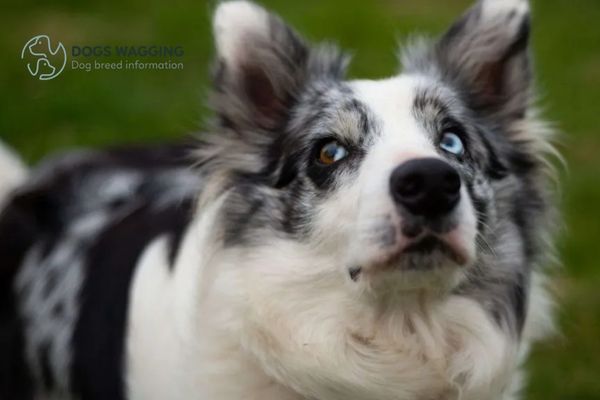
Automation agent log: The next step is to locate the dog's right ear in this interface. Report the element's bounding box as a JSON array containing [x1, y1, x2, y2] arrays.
[[211, 1, 310, 132]]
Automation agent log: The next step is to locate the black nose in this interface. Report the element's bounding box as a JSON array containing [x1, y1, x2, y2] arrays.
[[390, 158, 461, 217]]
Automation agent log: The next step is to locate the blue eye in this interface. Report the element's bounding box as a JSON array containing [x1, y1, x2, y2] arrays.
[[439, 132, 465, 156], [318, 141, 348, 165]]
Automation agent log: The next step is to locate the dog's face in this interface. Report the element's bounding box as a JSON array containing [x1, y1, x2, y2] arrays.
[[203, 0, 546, 301]]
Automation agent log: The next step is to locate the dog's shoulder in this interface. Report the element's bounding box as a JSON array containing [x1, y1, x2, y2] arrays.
[[0, 142, 200, 399]]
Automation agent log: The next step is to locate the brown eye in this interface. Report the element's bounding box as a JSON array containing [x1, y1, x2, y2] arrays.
[[318, 141, 348, 165]]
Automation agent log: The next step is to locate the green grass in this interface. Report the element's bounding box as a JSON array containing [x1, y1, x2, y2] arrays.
[[1, 0, 599, 398]]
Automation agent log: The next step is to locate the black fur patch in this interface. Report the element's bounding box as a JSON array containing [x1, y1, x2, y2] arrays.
[[0, 194, 40, 400], [39, 342, 55, 391], [70, 199, 194, 400]]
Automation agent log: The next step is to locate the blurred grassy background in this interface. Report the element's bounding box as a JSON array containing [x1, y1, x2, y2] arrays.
[[1, 0, 599, 398]]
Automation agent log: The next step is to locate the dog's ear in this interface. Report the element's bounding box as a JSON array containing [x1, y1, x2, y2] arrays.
[[408, 0, 532, 124], [211, 1, 310, 131]]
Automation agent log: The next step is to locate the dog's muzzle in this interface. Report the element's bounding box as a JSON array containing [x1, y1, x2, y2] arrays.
[[347, 158, 471, 282]]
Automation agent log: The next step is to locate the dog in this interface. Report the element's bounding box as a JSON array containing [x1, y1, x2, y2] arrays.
[[0, 0, 558, 399]]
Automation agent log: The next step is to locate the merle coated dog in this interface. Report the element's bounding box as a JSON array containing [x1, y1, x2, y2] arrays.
[[0, 1, 558, 399]]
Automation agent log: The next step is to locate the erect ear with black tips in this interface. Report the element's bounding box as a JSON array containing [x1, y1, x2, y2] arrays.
[[211, 1, 309, 131], [435, 0, 532, 123]]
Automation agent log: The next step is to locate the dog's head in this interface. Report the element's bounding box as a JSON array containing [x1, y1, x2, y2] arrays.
[[196, 1, 555, 397], [201, 0, 550, 301]]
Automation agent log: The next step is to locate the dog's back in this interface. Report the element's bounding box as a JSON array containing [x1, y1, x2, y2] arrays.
[[0, 143, 199, 399]]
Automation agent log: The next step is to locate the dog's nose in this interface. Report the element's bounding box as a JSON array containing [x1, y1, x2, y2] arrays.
[[390, 158, 461, 217]]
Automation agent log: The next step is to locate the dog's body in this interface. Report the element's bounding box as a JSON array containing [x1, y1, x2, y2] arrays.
[[0, 1, 557, 399]]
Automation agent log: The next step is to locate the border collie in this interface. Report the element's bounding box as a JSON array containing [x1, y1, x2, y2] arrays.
[[0, 0, 558, 399]]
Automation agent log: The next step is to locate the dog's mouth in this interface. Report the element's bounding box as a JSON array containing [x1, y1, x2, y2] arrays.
[[399, 235, 467, 267], [349, 234, 469, 281]]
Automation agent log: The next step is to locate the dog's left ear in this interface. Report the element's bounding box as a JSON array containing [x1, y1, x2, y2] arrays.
[[409, 0, 533, 124], [211, 1, 310, 131]]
